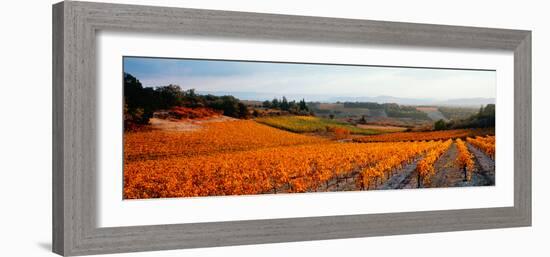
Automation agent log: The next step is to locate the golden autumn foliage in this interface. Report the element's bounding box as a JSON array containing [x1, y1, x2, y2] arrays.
[[124, 140, 450, 198], [455, 138, 475, 181], [124, 119, 494, 199], [330, 127, 351, 140], [167, 106, 221, 119], [416, 139, 453, 186], [467, 136, 495, 159], [353, 128, 494, 143], [124, 120, 327, 161], [124, 120, 461, 199], [356, 140, 445, 190]]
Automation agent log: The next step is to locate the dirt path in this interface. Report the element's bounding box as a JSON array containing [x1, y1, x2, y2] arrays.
[[426, 142, 495, 188], [149, 116, 237, 132], [315, 155, 425, 192], [377, 157, 422, 190], [467, 143, 495, 186], [296, 141, 495, 193], [427, 142, 468, 188], [313, 170, 361, 192], [377, 143, 466, 190]]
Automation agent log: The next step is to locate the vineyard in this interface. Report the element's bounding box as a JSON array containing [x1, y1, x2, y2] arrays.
[[255, 115, 381, 135], [124, 120, 327, 161], [456, 138, 475, 181], [353, 128, 494, 143], [467, 136, 495, 159], [124, 118, 497, 199], [125, 140, 447, 198], [416, 139, 453, 187]]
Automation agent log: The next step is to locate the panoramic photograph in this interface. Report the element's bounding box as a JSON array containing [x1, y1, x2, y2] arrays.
[[122, 57, 496, 199]]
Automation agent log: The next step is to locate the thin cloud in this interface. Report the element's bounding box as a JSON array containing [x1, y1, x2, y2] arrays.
[[124, 57, 495, 101]]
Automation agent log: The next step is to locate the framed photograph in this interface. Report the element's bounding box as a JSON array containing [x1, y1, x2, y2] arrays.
[[52, 1, 531, 256]]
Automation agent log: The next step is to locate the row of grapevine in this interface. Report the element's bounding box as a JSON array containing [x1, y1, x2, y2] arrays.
[[455, 138, 475, 181], [467, 136, 495, 159], [353, 128, 494, 143], [124, 141, 444, 199], [124, 119, 493, 198], [415, 139, 453, 187], [355, 141, 443, 190], [124, 120, 327, 161]]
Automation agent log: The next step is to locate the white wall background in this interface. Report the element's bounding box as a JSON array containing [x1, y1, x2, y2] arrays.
[[0, 0, 547, 256]]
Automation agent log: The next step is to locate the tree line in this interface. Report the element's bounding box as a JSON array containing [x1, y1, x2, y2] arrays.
[[261, 96, 310, 115], [124, 73, 250, 128], [434, 104, 495, 130], [342, 102, 430, 120]]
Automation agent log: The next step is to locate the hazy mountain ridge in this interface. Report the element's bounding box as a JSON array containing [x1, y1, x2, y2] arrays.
[[198, 91, 495, 107]]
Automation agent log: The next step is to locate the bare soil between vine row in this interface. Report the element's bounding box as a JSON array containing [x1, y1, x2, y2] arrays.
[[305, 142, 495, 192]]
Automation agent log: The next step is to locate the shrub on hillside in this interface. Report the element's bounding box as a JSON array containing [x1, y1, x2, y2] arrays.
[[167, 107, 222, 120], [329, 127, 351, 140]]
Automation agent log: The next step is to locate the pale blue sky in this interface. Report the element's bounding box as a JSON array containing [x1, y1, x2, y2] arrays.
[[123, 57, 496, 101]]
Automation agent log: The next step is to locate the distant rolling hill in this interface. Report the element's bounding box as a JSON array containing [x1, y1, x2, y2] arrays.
[[435, 98, 495, 106], [328, 96, 495, 107], [199, 91, 495, 107]]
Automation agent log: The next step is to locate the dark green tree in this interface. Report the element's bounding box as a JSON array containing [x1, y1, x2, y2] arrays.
[[359, 115, 367, 124], [434, 119, 448, 130], [280, 96, 289, 111], [238, 102, 249, 118], [123, 73, 156, 125], [271, 98, 280, 108], [299, 98, 309, 111], [262, 100, 272, 108], [156, 84, 184, 108]]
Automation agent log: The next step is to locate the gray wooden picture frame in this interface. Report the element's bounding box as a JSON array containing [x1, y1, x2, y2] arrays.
[[52, 1, 531, 256]]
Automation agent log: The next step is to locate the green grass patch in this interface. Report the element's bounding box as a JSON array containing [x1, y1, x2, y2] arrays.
[[255, 116, 382, 135]]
